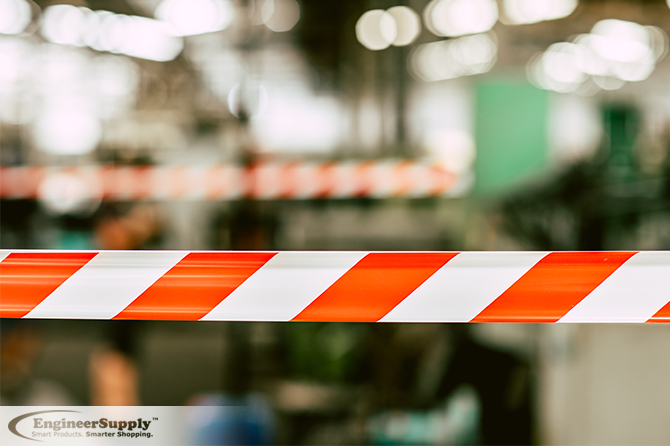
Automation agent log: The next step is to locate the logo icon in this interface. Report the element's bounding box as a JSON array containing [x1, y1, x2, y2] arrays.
[[8, 410, 81, 442]]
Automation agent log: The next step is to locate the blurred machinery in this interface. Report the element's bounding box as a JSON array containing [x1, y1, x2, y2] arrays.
[[500, 104, 670, 252], [3, 0, 670, 445]]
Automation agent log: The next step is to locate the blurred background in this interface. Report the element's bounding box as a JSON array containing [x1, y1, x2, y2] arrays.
[[2, 0, 670, 444]]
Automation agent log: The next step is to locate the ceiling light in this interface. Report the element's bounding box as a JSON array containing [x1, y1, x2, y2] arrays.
[[428, 0, 497, 37], [356, 9, 397, 51], [0, 0, 32, 35], [155, 0, 235, 36], [386, 6, 421, 46]]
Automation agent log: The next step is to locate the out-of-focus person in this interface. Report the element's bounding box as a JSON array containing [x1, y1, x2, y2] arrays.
[[0, 321, 78, 406], [89, 347, 139, 406], [89, 203, 164, 405], [94, 203, 163, 251]]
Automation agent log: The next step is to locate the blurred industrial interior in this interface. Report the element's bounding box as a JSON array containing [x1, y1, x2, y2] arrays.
[[3, 0, 670, 444]]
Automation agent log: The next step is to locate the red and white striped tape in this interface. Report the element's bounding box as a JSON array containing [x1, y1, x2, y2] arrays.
[[2, 250, 669, 323], [0, 161, 460, 201]]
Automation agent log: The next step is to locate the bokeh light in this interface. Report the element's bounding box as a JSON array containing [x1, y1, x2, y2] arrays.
[[91, 55, 140, 119], [251, 93, 343, 153], [590, 19, 654, 63], [426, 0, 498, 37], [592, 75, 625, 91], [0, 36, 30, 91], [502, 0, 577, 25], [194, 49, 245, 101], [261, 0, 301, 33], [32, 106, 102, 155], [155, 0, 235, 36], [82, 10, 114, 51], [0, 0, 33, 35], [546, 43, 584, 89], [410, 33, 497, 82], [119, 16, 183, 62], [0, 36, 34, 123], [355, 9, 397, 51], [423, 129, 476, 174], [529, 19, 668, 94], [41, 4, 89, 46], [549, 94, 601, 163], [40, 4, 183, 62], [386, 6, 421, 47], [38, 171, 102, 216], [228, 81, 269, 118]]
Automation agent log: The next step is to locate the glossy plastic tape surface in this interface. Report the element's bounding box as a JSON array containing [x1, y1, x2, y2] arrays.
[[1, 250, 669, 322]]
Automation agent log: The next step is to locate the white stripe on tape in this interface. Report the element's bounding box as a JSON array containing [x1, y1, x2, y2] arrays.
[[0, 251, 10, 263], [558, 251, 669, 323], [380, 252, 548, 323], [200, 251, 367, 321], [26, 251, 188, 319]]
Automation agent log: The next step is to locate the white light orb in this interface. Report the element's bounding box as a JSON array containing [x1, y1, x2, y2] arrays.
[[592, 75, 625, 90], [544, 43, 585, 84], [33, 108, 102, 155], [409, 43, 439, 81], [92, 55, 139, 119], [155, 0, 235, 36], [356, 9, 397, 51], [251, 93, 342, 153], [430, 0, 497, 37], [526, 52, 547, 89], [570, 35, 608, 76], [610, 61, 654, 82], [38, 172, 102, 216], [118, 16, 184, 62], [647, 26, 668, 63], [453, 33, 497, 74], [82, 10, 115, 51], [41, 4, 89, 46], [423, 0, 449, 38], [386, 6, 420, 46], [0, 36, 31, 87], [590, 19, 652, 63], [527, 49, 582, 94], [410, 33, 497, 82], [573, 77, 601, 97], [228, 81, 269, 118], [503, 0, 577, 25], [97, 13, 132, 54], [0, 0, 32, 35], [262, 0, 300, 33], [92, 55, 139, 97], [424, 129, 476, 174], [37, 46, 90, 94]]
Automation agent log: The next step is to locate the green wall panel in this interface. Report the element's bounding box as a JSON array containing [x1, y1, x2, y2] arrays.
[[474, 81, 549, 196]]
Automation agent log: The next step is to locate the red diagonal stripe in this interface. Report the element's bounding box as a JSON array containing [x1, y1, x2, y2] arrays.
[[292, 252, 458, 322], [0, 252, 97, 318], [113, 252, 277, 321], [471, 252, 637, 323], [648, 303, 670, 323]]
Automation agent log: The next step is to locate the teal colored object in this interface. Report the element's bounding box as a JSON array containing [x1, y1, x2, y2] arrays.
[[57, 231, 93, 250], [367, 385, 480, 445], [474, 81, 549, 196]]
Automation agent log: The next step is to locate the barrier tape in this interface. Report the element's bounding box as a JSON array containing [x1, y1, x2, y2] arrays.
[[0, 161, 461, 201], [2, 250, 669, 323]]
